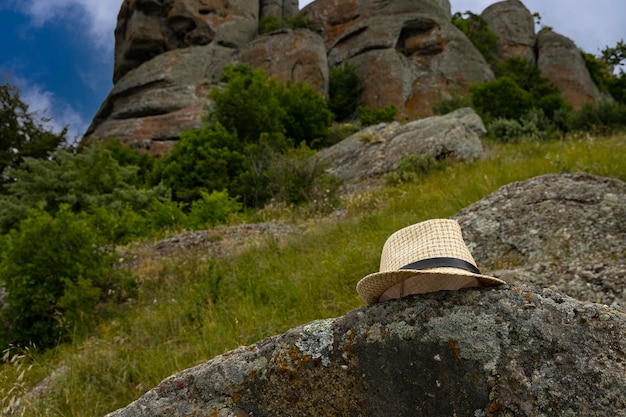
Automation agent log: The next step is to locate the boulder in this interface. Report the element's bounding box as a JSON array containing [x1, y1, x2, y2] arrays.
[[303, 0, 494, 118], [113, 0, 260, 83], [104, 284, 626, 417], [481, 0, 536, 63], [86, 44, 236, 155], [536, 29, 606, 109], [236, 29, 329, 94], [455, 172, 626, 307], [260, 0, 299, 20], [316, 107, 486, 182]]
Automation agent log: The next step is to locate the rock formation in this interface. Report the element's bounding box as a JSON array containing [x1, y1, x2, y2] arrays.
[[86, 0, 608, 153], [316, 107, 485, 182], [481, 0, 536, 63], [456, 172, 626, 308], [104, 284, 626, 416], [302, 0, 493, 118], [537, 28, 606, 109]]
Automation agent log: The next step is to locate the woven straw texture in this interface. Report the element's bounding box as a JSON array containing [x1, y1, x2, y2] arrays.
[[356, 219, 505, 304]]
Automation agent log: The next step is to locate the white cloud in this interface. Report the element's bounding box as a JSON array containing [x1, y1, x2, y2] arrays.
[[8, 0, 121, 53], [11, 75, 88, 144]]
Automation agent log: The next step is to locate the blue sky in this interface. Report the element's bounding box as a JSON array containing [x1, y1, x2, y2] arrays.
[[1, 0, 624, 143]]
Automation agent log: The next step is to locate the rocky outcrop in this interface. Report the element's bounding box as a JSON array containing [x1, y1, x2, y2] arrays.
[[303, 0, 493, 118], [236, 29, 329, 94], [481, 0, 536, 62], [87, 44, 235, 155], [113, 0, 261, 83], [105, 284, 626, 417], [317, 107, 486, 182], [455, 172, 626, 308], [537, 29, 607, 109], [87, 0, 608, 153]]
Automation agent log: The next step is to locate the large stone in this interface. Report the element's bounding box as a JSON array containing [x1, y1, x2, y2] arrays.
[[316, 107, 486, 182], [303, 0, 494, 118], [113, 0, 260, 83], [455, 173, 626, 307], [236, 29, 329, 94], [481, 0, 536, 63], [537, 29, 606, 109], [104, 284, 626, 417], [86, 44, 235, 155]]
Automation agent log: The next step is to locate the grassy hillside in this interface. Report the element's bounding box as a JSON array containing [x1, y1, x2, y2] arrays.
[[2, 132, 625, 416]]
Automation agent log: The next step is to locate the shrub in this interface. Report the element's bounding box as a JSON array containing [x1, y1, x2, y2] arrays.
[[432, 90, 473, 115], [266, 143, 341, 206], [0, 143, 168, 235], [385, 153, 444, 185], [258, 15, 281, 34], [358, 104, 398, 126], [573, 101, 626, 132], [277, 81, 333, 149], [469, 77, 534, 123], [328, 63, 362, 121], [488, 118, 524, 143], [0, 206, 129, 349], [187, 190, 242, 229], [144, 198, 188, 230], [452, 12, 499, 67]]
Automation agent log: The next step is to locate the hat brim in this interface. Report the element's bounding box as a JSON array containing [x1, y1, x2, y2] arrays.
[[356, 267, 506, 305]]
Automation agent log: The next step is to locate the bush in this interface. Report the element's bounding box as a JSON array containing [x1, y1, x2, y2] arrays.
[[0, 206, 129, 349], [266, 143, 341, 206], [385, 153, 444, 185], [0, 143, 168, 235], [488, 118, 524, 143], [258, 15, 281, 34], [328, 63, 362, 121], [469, 77, 534, 123], [277, 81, 334, 149], [432, 90, 473, 115], [358, 105, 398, 126], [573, 101, 626, 132], [452, 12, 499, 67], [187, 190, 242, 229]]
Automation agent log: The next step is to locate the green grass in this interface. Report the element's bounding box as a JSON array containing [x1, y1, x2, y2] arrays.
[[2, 132, 626, 416]]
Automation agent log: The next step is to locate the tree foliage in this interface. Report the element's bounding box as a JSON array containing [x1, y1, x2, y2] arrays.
[[0, 81, 66, 191], [452, 11, 499, 67], [0, 142, 168, 234], [0, 206, 127, 349], [328, 63, 362, 121]]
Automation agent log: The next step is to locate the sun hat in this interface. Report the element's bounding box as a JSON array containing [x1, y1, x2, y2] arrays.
[[356, 219, 505, 304]]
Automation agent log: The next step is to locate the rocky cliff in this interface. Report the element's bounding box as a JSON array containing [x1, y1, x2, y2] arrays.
[[85, 0, 607, 155], [105, 172, 626, 416]]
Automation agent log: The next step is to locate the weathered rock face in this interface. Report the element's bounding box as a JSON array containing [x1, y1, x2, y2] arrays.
[[88, 0, 609, 153], [87, 44, 235, 155], [317, 107, 486, 182], [303, 0, 494, 118], [236, 29, 329, 94], [455, 173, 626, 308], [113, 0, 260, 83], [105, 284, 626, 417], [537, 29, 606, 109], [481, 0, 536, 62]]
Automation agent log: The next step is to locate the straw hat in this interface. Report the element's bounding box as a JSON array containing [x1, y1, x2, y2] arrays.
[[356, 219, 505, 304]]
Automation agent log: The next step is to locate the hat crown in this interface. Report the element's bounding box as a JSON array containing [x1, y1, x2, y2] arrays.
[[379, 219, 477, 273]]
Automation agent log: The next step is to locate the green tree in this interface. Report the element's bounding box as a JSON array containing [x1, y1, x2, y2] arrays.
[[328, 63, 362, 121], [151, 123, 247, 204], [452, 11, 499, 67], [0, 206, 124, 349], [0, 82, 66, 191], [0, 142, 167, 234], [277, 81, 333, 148], [208, 64, 288, 148], [469, 77, 534, 122], [495, 57, 570, 118]]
